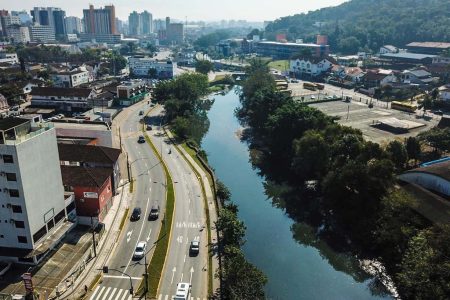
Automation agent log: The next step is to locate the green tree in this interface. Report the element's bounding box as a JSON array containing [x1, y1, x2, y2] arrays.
[[217, 180, 232, 201], [195, 60, 214, 74], [386, 140, 408, 170], [405, 137, 421, 163], [216, 208, 246, 247], [147, 68, 158, 79]]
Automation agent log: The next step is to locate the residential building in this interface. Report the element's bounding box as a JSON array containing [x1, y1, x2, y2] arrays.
[[363, 69, 397, 88], [379, 45, 398, 55], [128, 56, 176, 78], [256, 40, 329, 59], [60, 165, 112, 224], [30, 87, 96, 111], [128, 11, 140, 36], [167, 23, 184, 44], [11, 11, 32, 25], [289, 56, 334, 77], [140, 11, 153, 35], [83, 5, 117, 34], [51, 67, 91, 88], [438, 85, 450, 101], [432, 56, 450, 65], [0, 14, 21, 33], [406, 42, 450, 55], [64, 16, 82, 34], [344, 67, 365, 83], [115, 18, 124, 34], [5, 25, 30, 43], [0, 52, 19, 64], [116, 79, 149, 105], [57, 143, 121, 194], [0, 118, 76, 264], [400, 69, 438, 86], [79, 33, 121, 44], [54, 122, 113, 147], [29, 24, 55, 43]]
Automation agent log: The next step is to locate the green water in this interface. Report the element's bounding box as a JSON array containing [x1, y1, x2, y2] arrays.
[[202, 87, 392, 300]]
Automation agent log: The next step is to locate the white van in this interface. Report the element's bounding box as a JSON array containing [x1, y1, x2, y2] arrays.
[[173, 282, 191, 300]]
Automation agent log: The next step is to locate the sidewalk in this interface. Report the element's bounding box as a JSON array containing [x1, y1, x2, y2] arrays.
[[56, 181, 131, 300], [164, 130, 221, 296]]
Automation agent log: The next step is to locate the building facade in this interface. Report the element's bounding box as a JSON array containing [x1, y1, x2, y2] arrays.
[[256, 41, 330, 59], [289, 57, 333, 77], [30, 87, 95, 111], [0, 118, 75, 264], [167, 23, 184, 44], [29, 24, 56, 43], [64, 16, 83, 34], [51, 68, 91, 88], [5, 25, 30, 43], [83, 5, 117, 35], [128, 57, 176, 78]]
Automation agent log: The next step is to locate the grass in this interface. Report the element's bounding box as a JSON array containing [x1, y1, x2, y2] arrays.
[[268, 60, 289, 72], [139, 129, 175, 298]]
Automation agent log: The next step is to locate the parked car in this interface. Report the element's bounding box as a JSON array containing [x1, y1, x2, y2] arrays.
[[148, 205, 160, 220], [138, 136, 145, 143], [189, 241, 200, 256], [131, 207, 142, 221], [133, 241, 147, 260], [147, 125, 152, 131]]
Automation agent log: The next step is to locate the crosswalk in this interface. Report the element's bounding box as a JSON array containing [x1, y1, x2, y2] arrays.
[[157, 295, 207, 300], [89, 286, 132, 300]]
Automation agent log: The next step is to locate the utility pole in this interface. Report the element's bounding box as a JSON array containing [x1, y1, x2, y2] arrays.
[[144, 253, 149, 299]]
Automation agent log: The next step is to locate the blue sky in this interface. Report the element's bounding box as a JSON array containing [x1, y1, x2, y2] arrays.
[[3, 0, 346, 21]]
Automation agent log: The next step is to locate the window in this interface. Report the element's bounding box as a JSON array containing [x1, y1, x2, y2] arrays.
[[15, 220, 25, 228], [6, 173, 17, 181], [33, 225, 47, 243], [9, 189, 19, 197], [3, 155, 13, 163], [12, 205, 22, 213], [17, 235, 27, 243]]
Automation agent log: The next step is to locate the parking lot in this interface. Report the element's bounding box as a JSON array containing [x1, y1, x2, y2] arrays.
[[310, 100, 439, 143]]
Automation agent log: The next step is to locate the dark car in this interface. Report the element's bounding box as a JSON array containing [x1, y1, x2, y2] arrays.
[[139, 110, 144, 116], [131, 207, 141, 221], [138, 135, 145, 143], [146, 125, 152, 131], [148, 205, 160, 220], [435, 110, 444, 116], [189, 241, 200, 256]]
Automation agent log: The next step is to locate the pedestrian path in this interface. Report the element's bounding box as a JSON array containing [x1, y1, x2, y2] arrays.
[[89, 286, 132, 300], [157, 294, 207, 300]]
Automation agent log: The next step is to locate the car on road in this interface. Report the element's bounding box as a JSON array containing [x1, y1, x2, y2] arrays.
[[147, 125, 152, 131], [189, 240, 200, 256], [139, 110, 144, 116], [434, 110, 444, 115], [173, 282, 191, 300], [130, 207, 142, 221], [148, 205, 160, 220], [138, 135, 145, 143], [133, 241, 147, 260]]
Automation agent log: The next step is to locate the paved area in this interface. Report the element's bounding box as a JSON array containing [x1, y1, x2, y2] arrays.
[[310, 100, 439, 143], [0, 226, 92, 297]]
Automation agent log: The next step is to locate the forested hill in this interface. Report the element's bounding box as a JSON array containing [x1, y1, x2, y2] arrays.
[[264, 0, 450, 54]]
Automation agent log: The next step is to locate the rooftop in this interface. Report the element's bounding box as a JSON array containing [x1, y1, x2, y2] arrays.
[[31, 87, 93, 98], [61, 165, 112, 188], [409, 160, 450, 182], [58, 143, 121, 165], [258, 41, 324, 48], [406, 42, 450, 49], [0, 118, 29, 131], [381, 52, 437, 60]]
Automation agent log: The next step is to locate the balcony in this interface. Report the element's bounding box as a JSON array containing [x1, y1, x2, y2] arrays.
[[3, 123, 54, 145]]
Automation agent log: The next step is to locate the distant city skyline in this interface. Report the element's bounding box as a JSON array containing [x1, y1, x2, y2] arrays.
[[2, 0, 347, 22]]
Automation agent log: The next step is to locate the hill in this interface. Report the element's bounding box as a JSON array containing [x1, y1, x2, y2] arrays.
[[264, 0, 450, 54]]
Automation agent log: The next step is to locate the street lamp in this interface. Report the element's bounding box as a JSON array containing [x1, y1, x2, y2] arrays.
[[90, 210, 99, 257], [102, 266, 134, 296]]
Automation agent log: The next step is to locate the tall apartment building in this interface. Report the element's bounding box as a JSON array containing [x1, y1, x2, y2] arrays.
[[65, 16, 83, 34], [83, 5, 117, 34], [128, 11, 153, 36], [140, 11, 153, 35], [30, 7, 65, 36], [0, 13, 21, 37], [6, 25, 30, 43], [11, 11, 32, 24], [128, 11, 140, 36], [0, 118, 75, 264], [167, 23, 184, 44], [29, 24, 56, 43]]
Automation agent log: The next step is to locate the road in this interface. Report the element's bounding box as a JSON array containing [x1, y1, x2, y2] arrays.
[[89, 101, 167, 300], [147, 106, 209, 300]]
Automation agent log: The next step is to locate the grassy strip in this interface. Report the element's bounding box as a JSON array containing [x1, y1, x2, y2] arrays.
[[89, 272, 102, 290], [139, 131, 175, 298], [119, 208, 129, 231], [268, 59, 289, 71], [129, 179, 134, 193], [173, 140, 213, 296]]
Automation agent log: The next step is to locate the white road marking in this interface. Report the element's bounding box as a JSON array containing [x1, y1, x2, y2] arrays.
[[157, 295, 162, 300], [120, 289, 128, 300], [171, 267, 176, 284], [89, 286, 101, 300], [188, 209, 190, 215], [194, 236, 200, 242], [189, 267, 194, 284], [176, 236, 183, 243], [164, 295, 168, 300], [107, 288, 117, 300], [102, 275, 142, 280], [100, 287, 111, 300], [184, 254, 186, 263], [115, 289, 125, 300], [180, 272, 184, 282], [175, 222, 201, 229], [146, 229, 152, 242], [126, 231, 133, 243]]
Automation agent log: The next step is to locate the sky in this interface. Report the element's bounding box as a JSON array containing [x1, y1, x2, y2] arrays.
[[3, 0, 347, 22]]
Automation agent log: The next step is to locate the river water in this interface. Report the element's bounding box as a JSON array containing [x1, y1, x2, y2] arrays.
[[201, 87, 392, 300]]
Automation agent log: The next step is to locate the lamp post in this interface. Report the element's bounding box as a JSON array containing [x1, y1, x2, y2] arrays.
[[90, 211, 99, 257]]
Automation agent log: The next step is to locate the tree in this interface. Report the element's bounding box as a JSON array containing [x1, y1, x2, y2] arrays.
[[195, 60, 214, 75], [405, 137, 421, 164], [217, 180, 231, 201], [386, 140, 408, 170], [216, 208, 246, 247], [418, 127, 450, 153], [147, 68, 158, 79]]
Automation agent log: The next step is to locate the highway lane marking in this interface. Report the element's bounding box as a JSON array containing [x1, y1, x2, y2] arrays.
[[146, 229, 152, 242], [89, 286, 101, 300], [120, 289, 129, 300], [171, 267, 176, 284], [102, 275, 142, 280], [94, 287, 108, 300], [184, 254, 186, 263], [176, 236, 183, 243], [188, 209, 190, 215], [126, 230, 133, 243], [180, 272, 184, 282], [189, 267, 194, 284], [107, 288, 117, 300], [175, 222, 201, 229]]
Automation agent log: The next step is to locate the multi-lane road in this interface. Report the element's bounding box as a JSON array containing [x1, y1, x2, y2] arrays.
[[88, 102, 208, 300], [89, 101, 166, 300]]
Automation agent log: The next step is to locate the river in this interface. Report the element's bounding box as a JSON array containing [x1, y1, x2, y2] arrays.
[[201, 87, 392, 300]]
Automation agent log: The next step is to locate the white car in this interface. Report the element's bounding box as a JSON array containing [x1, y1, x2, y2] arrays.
[[133, 241, 147, 260]]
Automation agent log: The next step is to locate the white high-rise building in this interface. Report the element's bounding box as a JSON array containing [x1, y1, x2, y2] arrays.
[[65, 16, 83, 34], [29, 24, 55, 43], [6, 25, 30, 43], [0, 118, 75, 264]]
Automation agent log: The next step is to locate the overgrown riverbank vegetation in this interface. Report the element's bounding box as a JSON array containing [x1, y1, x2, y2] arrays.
[[236, 59, 450, 299]]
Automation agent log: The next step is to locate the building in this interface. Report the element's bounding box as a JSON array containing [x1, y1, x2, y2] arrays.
[[380, 52, 436, 65], [11, 10, 32, 25], [0, 118, 76, 264], [167, 23, 184, 44], [51, 67, 91, 88], [400, 69, 438, 86], [30, 7, 65, 37], [57, 143, 121, 194], [30, 87, 95, 111], [128, 56, 176, 78], [0, 14, 21, 34], [83, 5, 117, 35], [363, 69, 397, 88], [128, 11, 140, 36], [432, 56, 450, 65], [406, 42, 450, 55], [54, 122, 113, 147], [289, 56, 333, 77], [438, 85, 450, 101], [116, 79, 149, 105], [79, 33, 121, 44], [29, 24, 55, 43], [140, 11, 153, 35], [52, 10, 66, 37], [0, 52, 18, 64], [256, 40, 329, 59], [64, 16, 82, 34], [60, 165, 112, 224], [379, 45, 398, 55], [344, 67, 365, 83], [5, 25, 30, 43]]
